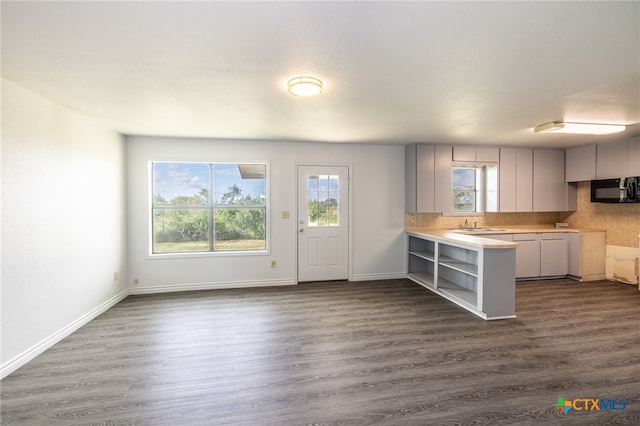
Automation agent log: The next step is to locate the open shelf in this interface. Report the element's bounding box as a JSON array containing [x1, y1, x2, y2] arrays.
[[407, 232, 516, 320], [439, 255, 478, 276], [409, 250, 435, 262], [438, 277, 477, 306], [408, 272, 435, 289]]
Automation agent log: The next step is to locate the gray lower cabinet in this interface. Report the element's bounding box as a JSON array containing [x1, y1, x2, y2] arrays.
[[513, 233, 541, 278], [540, 233, 568, 277], [407, 233, 516, 320], [488, 232, 604, 280]]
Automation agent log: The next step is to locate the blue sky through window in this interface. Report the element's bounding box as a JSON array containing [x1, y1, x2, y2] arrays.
[[153, 162, 265, 205]]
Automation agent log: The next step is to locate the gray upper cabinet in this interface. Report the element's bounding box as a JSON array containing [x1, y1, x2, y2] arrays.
[[434, 145, 453, 212], [453, 146, 499, 163], [499, 148, 533, 212], [565, 145, 596, 182], [629, 136, 640, 176], [405, 144, 436, 213], [533, 149, 576, 212], [597, 140, 629, 179]]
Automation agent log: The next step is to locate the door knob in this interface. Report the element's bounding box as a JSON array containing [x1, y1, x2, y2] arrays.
[[299, 228, 304, 233]]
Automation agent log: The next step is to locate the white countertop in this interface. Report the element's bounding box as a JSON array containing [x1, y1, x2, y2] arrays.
[[406, 229, 517, 249], [406, 227, 605, 249]]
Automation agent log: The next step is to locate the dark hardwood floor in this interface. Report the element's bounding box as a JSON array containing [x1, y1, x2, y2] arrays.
[[2, 278, 639, 425]]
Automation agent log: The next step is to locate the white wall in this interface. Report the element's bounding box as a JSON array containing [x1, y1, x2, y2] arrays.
[[126, 136, 406, 293], [1, 80, 128, 377]]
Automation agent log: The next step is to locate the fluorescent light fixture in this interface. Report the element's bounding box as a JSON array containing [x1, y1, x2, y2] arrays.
[[534, 121, 626, 135], [287, 76, 323, 97]]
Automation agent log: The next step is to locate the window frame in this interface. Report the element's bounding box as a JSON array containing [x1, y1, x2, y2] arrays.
[[149, 161, 270, 258], [445, 163, 498, 217]]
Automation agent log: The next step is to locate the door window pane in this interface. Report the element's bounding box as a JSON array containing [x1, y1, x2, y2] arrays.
[[307, 174, 339, 227]]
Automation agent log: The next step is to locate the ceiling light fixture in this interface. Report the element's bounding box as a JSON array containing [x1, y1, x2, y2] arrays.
[[533, 121, 626, 135], [287, 76, 323, 97]]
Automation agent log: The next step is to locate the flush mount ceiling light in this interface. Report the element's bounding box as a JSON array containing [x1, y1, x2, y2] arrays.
[[533, 121, 626, 135], [287, 76, 323, 97]]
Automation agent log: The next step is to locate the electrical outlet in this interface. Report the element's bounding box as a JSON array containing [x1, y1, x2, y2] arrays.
[[411, 215, 416, 223], [271, 260, 277, 268], [133, 278, 139, 285], [113, 272, 119, 281]]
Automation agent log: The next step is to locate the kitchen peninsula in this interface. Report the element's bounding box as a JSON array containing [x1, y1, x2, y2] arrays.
[[406, 227, 607, 320], [407, 230, 517, 320]]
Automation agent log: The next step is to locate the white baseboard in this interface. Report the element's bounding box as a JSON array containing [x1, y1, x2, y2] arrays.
[[350, 272, 408, 282], [128, 278, 297, 295], [1, 289, 129, 379]]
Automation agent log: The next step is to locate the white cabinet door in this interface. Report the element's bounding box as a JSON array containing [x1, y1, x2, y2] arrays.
[[453, 146, 499, 163], [499, 148, 517, 212], [453, 146, 476, 162], [405, 144, 418, 213], [516, 149, 534, 211], [566, 145, 596, 182], [406, 144, 436, 213], [499, 148, 533, 212], [513, 233, 541, 278], [533, 149, 568, 212], [416, 144, 435, 212], [629, 137, 640, 176], [597, 140, 629, 179], [477, 147, 500, 163], [540, 233, 568, 276], [434, 145, 453, 213]]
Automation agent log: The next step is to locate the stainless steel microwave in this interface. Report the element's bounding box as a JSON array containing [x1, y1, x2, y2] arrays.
[[590, 177, 639, 203]]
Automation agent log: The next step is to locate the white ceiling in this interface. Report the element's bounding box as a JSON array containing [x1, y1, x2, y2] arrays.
[[2, 1, 639, 148]]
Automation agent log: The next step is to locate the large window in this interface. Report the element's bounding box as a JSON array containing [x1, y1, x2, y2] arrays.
[[152, 162, 267, 254]]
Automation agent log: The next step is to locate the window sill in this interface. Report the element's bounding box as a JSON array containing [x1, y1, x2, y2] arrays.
[[147, 249, 269, 260]]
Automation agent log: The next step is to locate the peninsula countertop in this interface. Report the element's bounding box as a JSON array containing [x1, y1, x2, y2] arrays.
[[405, 226, 605, 249]]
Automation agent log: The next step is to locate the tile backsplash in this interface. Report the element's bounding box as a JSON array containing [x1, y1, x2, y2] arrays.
[[405, 182, 640, 248], [404, 211, 569, 230], [567, 182, 640, 248]]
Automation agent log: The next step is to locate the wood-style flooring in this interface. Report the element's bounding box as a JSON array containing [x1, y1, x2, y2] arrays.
[[1, 278, 640, 425]]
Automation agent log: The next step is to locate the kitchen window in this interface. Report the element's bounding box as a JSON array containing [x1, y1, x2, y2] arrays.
[[451, 165, 497, 214], [151, 162, 267, 254]]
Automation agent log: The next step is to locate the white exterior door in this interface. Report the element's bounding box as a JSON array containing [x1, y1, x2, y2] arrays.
[[297, 165, 349, 282]]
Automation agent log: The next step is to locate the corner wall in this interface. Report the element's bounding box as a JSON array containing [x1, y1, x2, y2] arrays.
[[1, 80, 128, 377], [567, 182, 640, 284]]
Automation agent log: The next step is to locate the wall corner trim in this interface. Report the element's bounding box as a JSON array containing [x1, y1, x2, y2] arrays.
[[1, 289, 130, 379]]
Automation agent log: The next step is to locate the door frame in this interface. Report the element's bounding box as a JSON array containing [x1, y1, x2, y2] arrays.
[[296, 163, 353, 283]]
